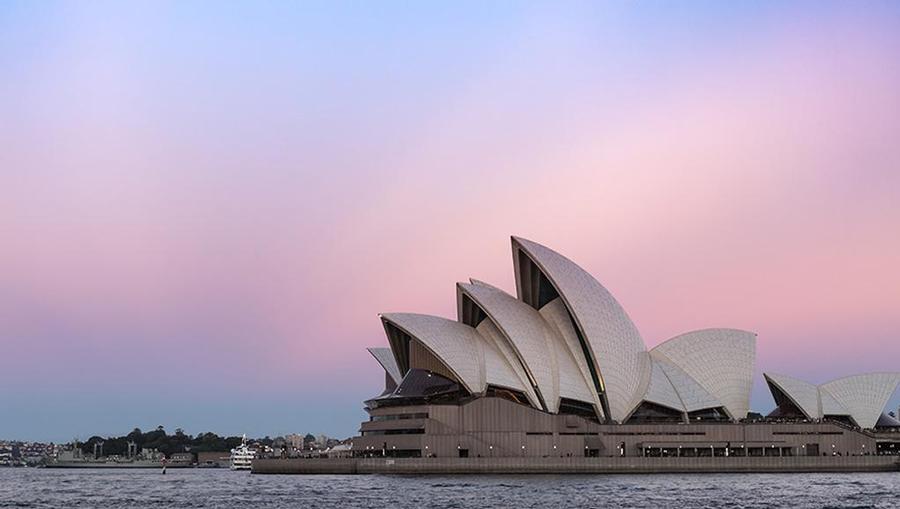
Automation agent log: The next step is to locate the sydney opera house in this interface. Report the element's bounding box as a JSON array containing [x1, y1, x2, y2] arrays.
[[351, 236, 900, 461]]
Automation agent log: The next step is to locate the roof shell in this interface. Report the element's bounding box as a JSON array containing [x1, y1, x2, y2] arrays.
[[458, 281, 560, 412], [763, 373, 820, 420], [651, 329, 756, 419], [367, 347, 403, 386], [474, 319, 536, 402], [512, 236, 650, 422], [818, 387, 850, 417], [762, 372, 900, 428], [820, 373, 900, 429], [380, 313, 485, 394], [642, 360, 685, 412], [654, 358, 722, 412], [538, 298, 605, 420]]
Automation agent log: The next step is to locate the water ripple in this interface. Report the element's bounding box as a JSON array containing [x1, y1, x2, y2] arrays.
[[0, 469, 898, 508]]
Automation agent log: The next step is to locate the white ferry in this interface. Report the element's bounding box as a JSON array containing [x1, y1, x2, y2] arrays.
[[229, 435, 257, 470]]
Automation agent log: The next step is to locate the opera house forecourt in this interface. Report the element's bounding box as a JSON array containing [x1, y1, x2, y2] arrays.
[[254, 237, 900, 474]]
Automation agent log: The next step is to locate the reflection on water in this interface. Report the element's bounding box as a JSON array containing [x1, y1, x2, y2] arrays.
[[1, 468, 898, 508]]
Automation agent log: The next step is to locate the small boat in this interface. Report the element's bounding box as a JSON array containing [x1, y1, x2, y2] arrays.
[[230, 435, 257, 471]]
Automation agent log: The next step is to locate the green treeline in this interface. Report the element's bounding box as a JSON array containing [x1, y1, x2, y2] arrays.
[[78, 427, 256, 456]]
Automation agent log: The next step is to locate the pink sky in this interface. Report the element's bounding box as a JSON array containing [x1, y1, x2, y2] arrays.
[[2, 2, 899, 440]]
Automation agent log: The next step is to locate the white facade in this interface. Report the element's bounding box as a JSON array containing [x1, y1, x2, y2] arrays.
[[651, 329, 756, 420], [765, 372, 900, 429], [821, 374, 900, 429], [457, 281, 561, 412], [539, 298, 606, 420], [380, 313, 485, 394], [512, 236, 650, 423], [653, 358, 722, 413], [764, 373, 821, 419], [364, 235, 894, 429], [475, 319, 533, 398], [642, 360, 685, 412]]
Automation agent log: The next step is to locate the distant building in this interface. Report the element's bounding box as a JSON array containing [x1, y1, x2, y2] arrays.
[[285, 434, 304, 451], [325, 443, 352, 458], [168, 452, 193, 464], [196, 451, 230, 468]]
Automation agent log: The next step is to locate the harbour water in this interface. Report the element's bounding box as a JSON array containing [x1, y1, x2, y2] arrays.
[[1, 468, 898, 508]]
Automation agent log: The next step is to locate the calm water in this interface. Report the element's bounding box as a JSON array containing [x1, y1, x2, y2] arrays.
[[1, 468, 898, 508]]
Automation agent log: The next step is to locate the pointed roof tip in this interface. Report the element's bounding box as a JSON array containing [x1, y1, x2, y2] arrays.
[[367, 347, 403, 385], [379, 312, 417, 323], [510, 235, 535, 247], [468, 278, 506, 292], [764, 372, 802, 381]]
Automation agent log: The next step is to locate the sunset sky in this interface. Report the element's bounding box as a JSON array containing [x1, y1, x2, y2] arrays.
[[2, 1, 900, 442]]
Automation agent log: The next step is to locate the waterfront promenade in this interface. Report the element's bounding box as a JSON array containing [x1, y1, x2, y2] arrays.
[[252, 455, 900, 475]]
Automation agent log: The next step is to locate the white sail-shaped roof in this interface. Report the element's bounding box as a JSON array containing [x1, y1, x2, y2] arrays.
[[763, 373, 819, 420], [818, 387, 850, 417], [654, 358, 722, 412], [820, 373, 900, 429], [538, 298, 605, 420], [470, 282, 596, 409], [630, 357, 725, 418], [512, 236, 650, 423], [763, 372, 900, 428], [458, 281, 560, 412], [549, 322, 597, 408], [651, 329, 756, 419], [642, 360, 684, 412], [367, 347, 403, 385], [475, 319, 538, 405], [380, 313, 485, 394]]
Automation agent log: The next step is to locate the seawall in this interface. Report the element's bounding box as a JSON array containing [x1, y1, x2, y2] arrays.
[[252, 456, 900, 475]]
